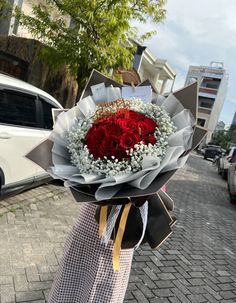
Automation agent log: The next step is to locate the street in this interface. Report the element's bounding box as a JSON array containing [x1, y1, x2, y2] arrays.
[[0, 153, 236, 303]]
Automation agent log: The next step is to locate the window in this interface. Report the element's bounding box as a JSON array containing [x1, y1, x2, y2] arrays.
[[197, 118, 206, 127], [40, 97, 56, 130], [199, 96, 214, 109], [201, 77, 221, 90], [0, 90, 37, 127], [12, 0, 23, 35]]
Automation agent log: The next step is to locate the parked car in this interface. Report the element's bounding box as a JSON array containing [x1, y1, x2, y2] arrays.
[[218, 147, 236, 179], [0, 73, 63, 199], [227, 157, 236, 203], [203, 145, 222, 160]]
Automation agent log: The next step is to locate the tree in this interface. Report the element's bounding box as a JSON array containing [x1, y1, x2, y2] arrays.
[[211, 130, 231, 149], [15, 0, 167, 96], [0, 0, 11, 20]]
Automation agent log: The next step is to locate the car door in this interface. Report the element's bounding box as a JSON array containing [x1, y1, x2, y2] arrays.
[[228, 157, 236, 192], [33, 95, 59, 177], [0, 89, 47, 186]]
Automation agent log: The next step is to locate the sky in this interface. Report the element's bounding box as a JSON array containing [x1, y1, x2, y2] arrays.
[[137, 0, 236, 127]]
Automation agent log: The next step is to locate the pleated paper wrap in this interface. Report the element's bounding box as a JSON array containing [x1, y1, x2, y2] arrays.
[[26, 70, 207, 271]]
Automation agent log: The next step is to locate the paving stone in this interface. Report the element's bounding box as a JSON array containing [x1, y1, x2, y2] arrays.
[[15, 290, 44, 302], [142, 267, 158, 280], [28, 300, 46, 303], [203, 293, 221, 303], [171, 288, 191, 303], [172, 280, 191, 295], [0, 275, 13, 285], [28, 280, 52, 291], [26, 266, 40, 282], [132, 289, 150, 303], [14, 274, 29, 292], [187, 294, 207, 303], [0, 284, 15, 303], [136, 283, 155, 299], [220, 290, 236, 300], [149, 298, 170, 303], [153, 287, 173, 297], [216, 270, 231, 276], [217, 276, 233, 283], [188, 278, 206, 286], [158, 273, 176, 280], [218, 283, 235, 291], [189, 271, 205, 278], [203, 285, 222, 300], [169, 297, 182, 303]]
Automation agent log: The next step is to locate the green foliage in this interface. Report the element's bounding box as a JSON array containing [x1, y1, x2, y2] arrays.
[[0, 0, 11, 20], [228, 125, 236, 144], [15, 0, 167, 92], [211, 126, 236, 149]]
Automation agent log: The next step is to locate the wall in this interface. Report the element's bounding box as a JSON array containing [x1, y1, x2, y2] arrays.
[[0, 36, 78, 108]]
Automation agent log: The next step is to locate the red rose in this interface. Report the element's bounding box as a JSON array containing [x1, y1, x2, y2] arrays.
[[99, 135, 120, 158], [107, 122, 122, 135], [128, 110, 145, 121], [111, 147, 129, 161], [85, 109, 157, 161], [120, 132, 141, 149], [86, 125, 106, 147], [116, 118, 129, 130], [143, 135, 157, 145], [138, 118, 157, 135]]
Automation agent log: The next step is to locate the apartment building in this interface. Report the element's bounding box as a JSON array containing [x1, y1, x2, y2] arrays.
[[185, 62, 228, 143]]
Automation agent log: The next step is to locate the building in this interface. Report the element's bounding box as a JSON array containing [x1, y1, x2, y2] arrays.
[[214, 121, 225, 133], [185, 62, 228, 143], [116, 42, 176, 95], [0, 0, 70, 38], [132, 42, 176, 94], [231, 111, 236, 126]]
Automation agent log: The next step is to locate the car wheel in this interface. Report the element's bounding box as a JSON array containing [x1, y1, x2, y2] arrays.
[[0, 168, 4, 194], [222, 170, 227, 180], [229, 193, 236, 204]]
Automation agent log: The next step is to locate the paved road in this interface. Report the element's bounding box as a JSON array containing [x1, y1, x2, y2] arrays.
[[0, 153, 235, 303]]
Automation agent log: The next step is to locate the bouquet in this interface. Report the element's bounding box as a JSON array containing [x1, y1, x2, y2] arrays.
[[26, 70, 207, 271]]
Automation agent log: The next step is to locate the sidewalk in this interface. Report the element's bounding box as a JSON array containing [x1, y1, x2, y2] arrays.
[[0, 153, 236, 302]]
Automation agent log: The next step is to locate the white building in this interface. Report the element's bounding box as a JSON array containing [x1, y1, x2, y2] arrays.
[[0, 0, 70, 38], [185, 62, 228, 143], [133, 43, 176, 94], [231, 111, 236, 127], [214, 121, 225, 132]]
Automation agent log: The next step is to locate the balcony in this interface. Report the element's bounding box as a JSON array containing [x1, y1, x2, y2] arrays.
[[199, 87, 217, 95], [198, 108, 211, 115]]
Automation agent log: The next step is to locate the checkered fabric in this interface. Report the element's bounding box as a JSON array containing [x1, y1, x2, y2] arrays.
[[48, 203, 134, 303]]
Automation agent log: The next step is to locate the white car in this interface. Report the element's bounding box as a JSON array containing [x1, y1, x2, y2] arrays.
[[227, 158, 236, 203], [0, 73, 63, 198], [218, 147, 236, 179]]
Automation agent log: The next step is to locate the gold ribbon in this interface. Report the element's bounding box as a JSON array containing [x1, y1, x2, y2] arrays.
[[99, 205, 108, 237], [113, 202, 132, 272]]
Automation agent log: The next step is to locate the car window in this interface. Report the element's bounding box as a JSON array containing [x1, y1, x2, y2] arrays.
[[232, 148, 236, 158], [0, 90, 37, 128], [39, 97, 56, 130]]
